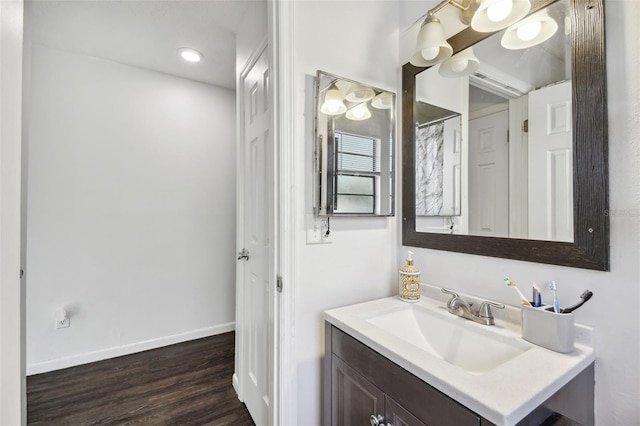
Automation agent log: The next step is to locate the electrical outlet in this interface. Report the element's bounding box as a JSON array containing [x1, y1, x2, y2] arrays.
[[306, 214, 332, 245], [320, 218, 332, 243], [55, 309, 70, 329], [56, 317, 70, 329]]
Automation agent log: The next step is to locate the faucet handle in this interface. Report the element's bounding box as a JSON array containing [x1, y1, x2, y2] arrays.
[[478, 301, 505, 319], [441, 288, 460, 298], [441, 288, 460, 308]]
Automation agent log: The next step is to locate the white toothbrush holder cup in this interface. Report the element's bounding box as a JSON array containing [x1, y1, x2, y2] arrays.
[[521, 305, 575, 353]]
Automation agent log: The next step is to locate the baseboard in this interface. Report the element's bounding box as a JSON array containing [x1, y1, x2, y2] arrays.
[[232, 373, 242, 401], [27, 322, 235, 376]]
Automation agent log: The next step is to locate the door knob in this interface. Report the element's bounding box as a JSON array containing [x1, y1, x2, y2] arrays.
[[237, 248, 250, 260]]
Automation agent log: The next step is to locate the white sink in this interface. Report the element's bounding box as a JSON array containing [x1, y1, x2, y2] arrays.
[[364, 304, 530, 374]]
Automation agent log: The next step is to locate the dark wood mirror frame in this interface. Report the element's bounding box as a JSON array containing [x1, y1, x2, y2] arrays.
[[402, 0, 609, 271]]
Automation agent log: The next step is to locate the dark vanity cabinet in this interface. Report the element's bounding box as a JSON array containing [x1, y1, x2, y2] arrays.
[[324, 323, 594, 426], [331, 355, 429, 426], [325, 324, 480, 426]]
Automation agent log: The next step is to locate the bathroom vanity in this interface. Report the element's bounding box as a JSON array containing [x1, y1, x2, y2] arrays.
[[323, 291, 595, 426]]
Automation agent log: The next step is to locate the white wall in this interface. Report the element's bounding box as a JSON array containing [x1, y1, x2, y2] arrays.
[[292, 2, 400, 424], [236, 1, 268, 78], [26, 44, 237, 374], [414, 65, 469, 233], [399, 0, 640, 424]]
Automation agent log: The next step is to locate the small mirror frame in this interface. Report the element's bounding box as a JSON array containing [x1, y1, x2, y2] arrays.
[[402, 0, 609, 270], [315, 71, 397, 217]]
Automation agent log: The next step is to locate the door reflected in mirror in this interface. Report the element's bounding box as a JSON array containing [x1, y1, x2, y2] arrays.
[[414, 0, 572, 242], [315, 71, 396, 217]]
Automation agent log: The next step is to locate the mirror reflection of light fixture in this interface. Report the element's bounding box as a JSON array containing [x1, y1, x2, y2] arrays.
[[410, 14, 453, 67], [438, 47, 480, 77], [346, 102, 372, 121], [345, 84, 375, 102], [471, 0, 531, 32], [320, 84, 347, 115], [501, 9, 558, 49], [371, 92, 393, 109]]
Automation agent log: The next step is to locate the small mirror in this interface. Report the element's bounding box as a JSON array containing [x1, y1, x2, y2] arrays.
[[315, 71, 396, 216]]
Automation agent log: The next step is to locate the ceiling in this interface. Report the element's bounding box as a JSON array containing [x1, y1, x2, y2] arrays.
[[29, 0, 261, 89]]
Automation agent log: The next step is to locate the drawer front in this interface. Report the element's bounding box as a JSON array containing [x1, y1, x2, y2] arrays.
[[331, 354, 386, 426]]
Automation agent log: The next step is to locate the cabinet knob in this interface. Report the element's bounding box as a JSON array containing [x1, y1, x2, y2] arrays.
[[370, 414, 387, 426]]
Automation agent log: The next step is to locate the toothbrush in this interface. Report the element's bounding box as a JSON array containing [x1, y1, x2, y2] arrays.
[[550, 280, 561, 313], [532, 282, 543, 307], [560, 290, 593, 313], [504, 277, 532, 306]]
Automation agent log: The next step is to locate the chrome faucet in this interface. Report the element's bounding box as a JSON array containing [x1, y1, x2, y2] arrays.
[[441, 288, 505, 326]]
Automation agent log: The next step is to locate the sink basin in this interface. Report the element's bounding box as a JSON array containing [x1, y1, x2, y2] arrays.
[[364, 304, 530, 375]]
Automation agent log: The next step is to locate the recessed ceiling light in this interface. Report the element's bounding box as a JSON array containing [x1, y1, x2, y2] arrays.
[[178, 48, 203, 63]]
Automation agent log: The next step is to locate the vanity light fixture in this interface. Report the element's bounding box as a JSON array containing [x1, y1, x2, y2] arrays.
[[410, 14, 453, 67], [345, 84, 376, 103], [501, 9, 558, 49], [178, 47, 203, 63], [345, 102, 372, 121], [371, 92, 393, 109], [320, 84, 347, 115], [438, 47, 480, 77], [409, 0, 532, 67]]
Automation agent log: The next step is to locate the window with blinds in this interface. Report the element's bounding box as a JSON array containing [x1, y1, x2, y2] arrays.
[[334, 132, 380, 214]]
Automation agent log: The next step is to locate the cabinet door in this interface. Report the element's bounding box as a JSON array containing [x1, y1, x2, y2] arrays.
[[332, 354, 385, 426], [385, 395, 427, 426]]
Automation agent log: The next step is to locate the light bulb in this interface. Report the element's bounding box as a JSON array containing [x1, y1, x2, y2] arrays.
[[450, 59, 469, 73], [516, 21, 542, 41], [325, 100, 342, 114], [486, 0, 513, 22], [421, 46, 440, 61], [321, 85, 346, 115], [346, 103, 371, 121]]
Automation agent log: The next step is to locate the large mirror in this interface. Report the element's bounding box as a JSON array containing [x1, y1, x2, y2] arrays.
[[414, 0, 571, 238], [402, 0, 609, 270], [315, 71, 396, 216]]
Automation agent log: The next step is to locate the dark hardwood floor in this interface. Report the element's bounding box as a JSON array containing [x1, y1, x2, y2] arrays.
[[27, 332, 255, 425]]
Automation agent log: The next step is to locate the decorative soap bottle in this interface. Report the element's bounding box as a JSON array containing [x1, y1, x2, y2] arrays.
[[399, 251, 420, 302]]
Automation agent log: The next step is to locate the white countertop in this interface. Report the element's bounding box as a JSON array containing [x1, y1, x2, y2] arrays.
[[323, 286, 595, 426]]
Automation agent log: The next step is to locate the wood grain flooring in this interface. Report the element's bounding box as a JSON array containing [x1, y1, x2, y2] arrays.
[[27, 332, 255, 425]]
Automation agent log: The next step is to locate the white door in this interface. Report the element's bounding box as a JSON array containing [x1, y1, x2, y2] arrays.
[[468, 109, 509, 237], [528, 81, 573, 242], [442, 115, 462, 216], [236, 45, 273, 426], [0, 0, 27, 423]]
